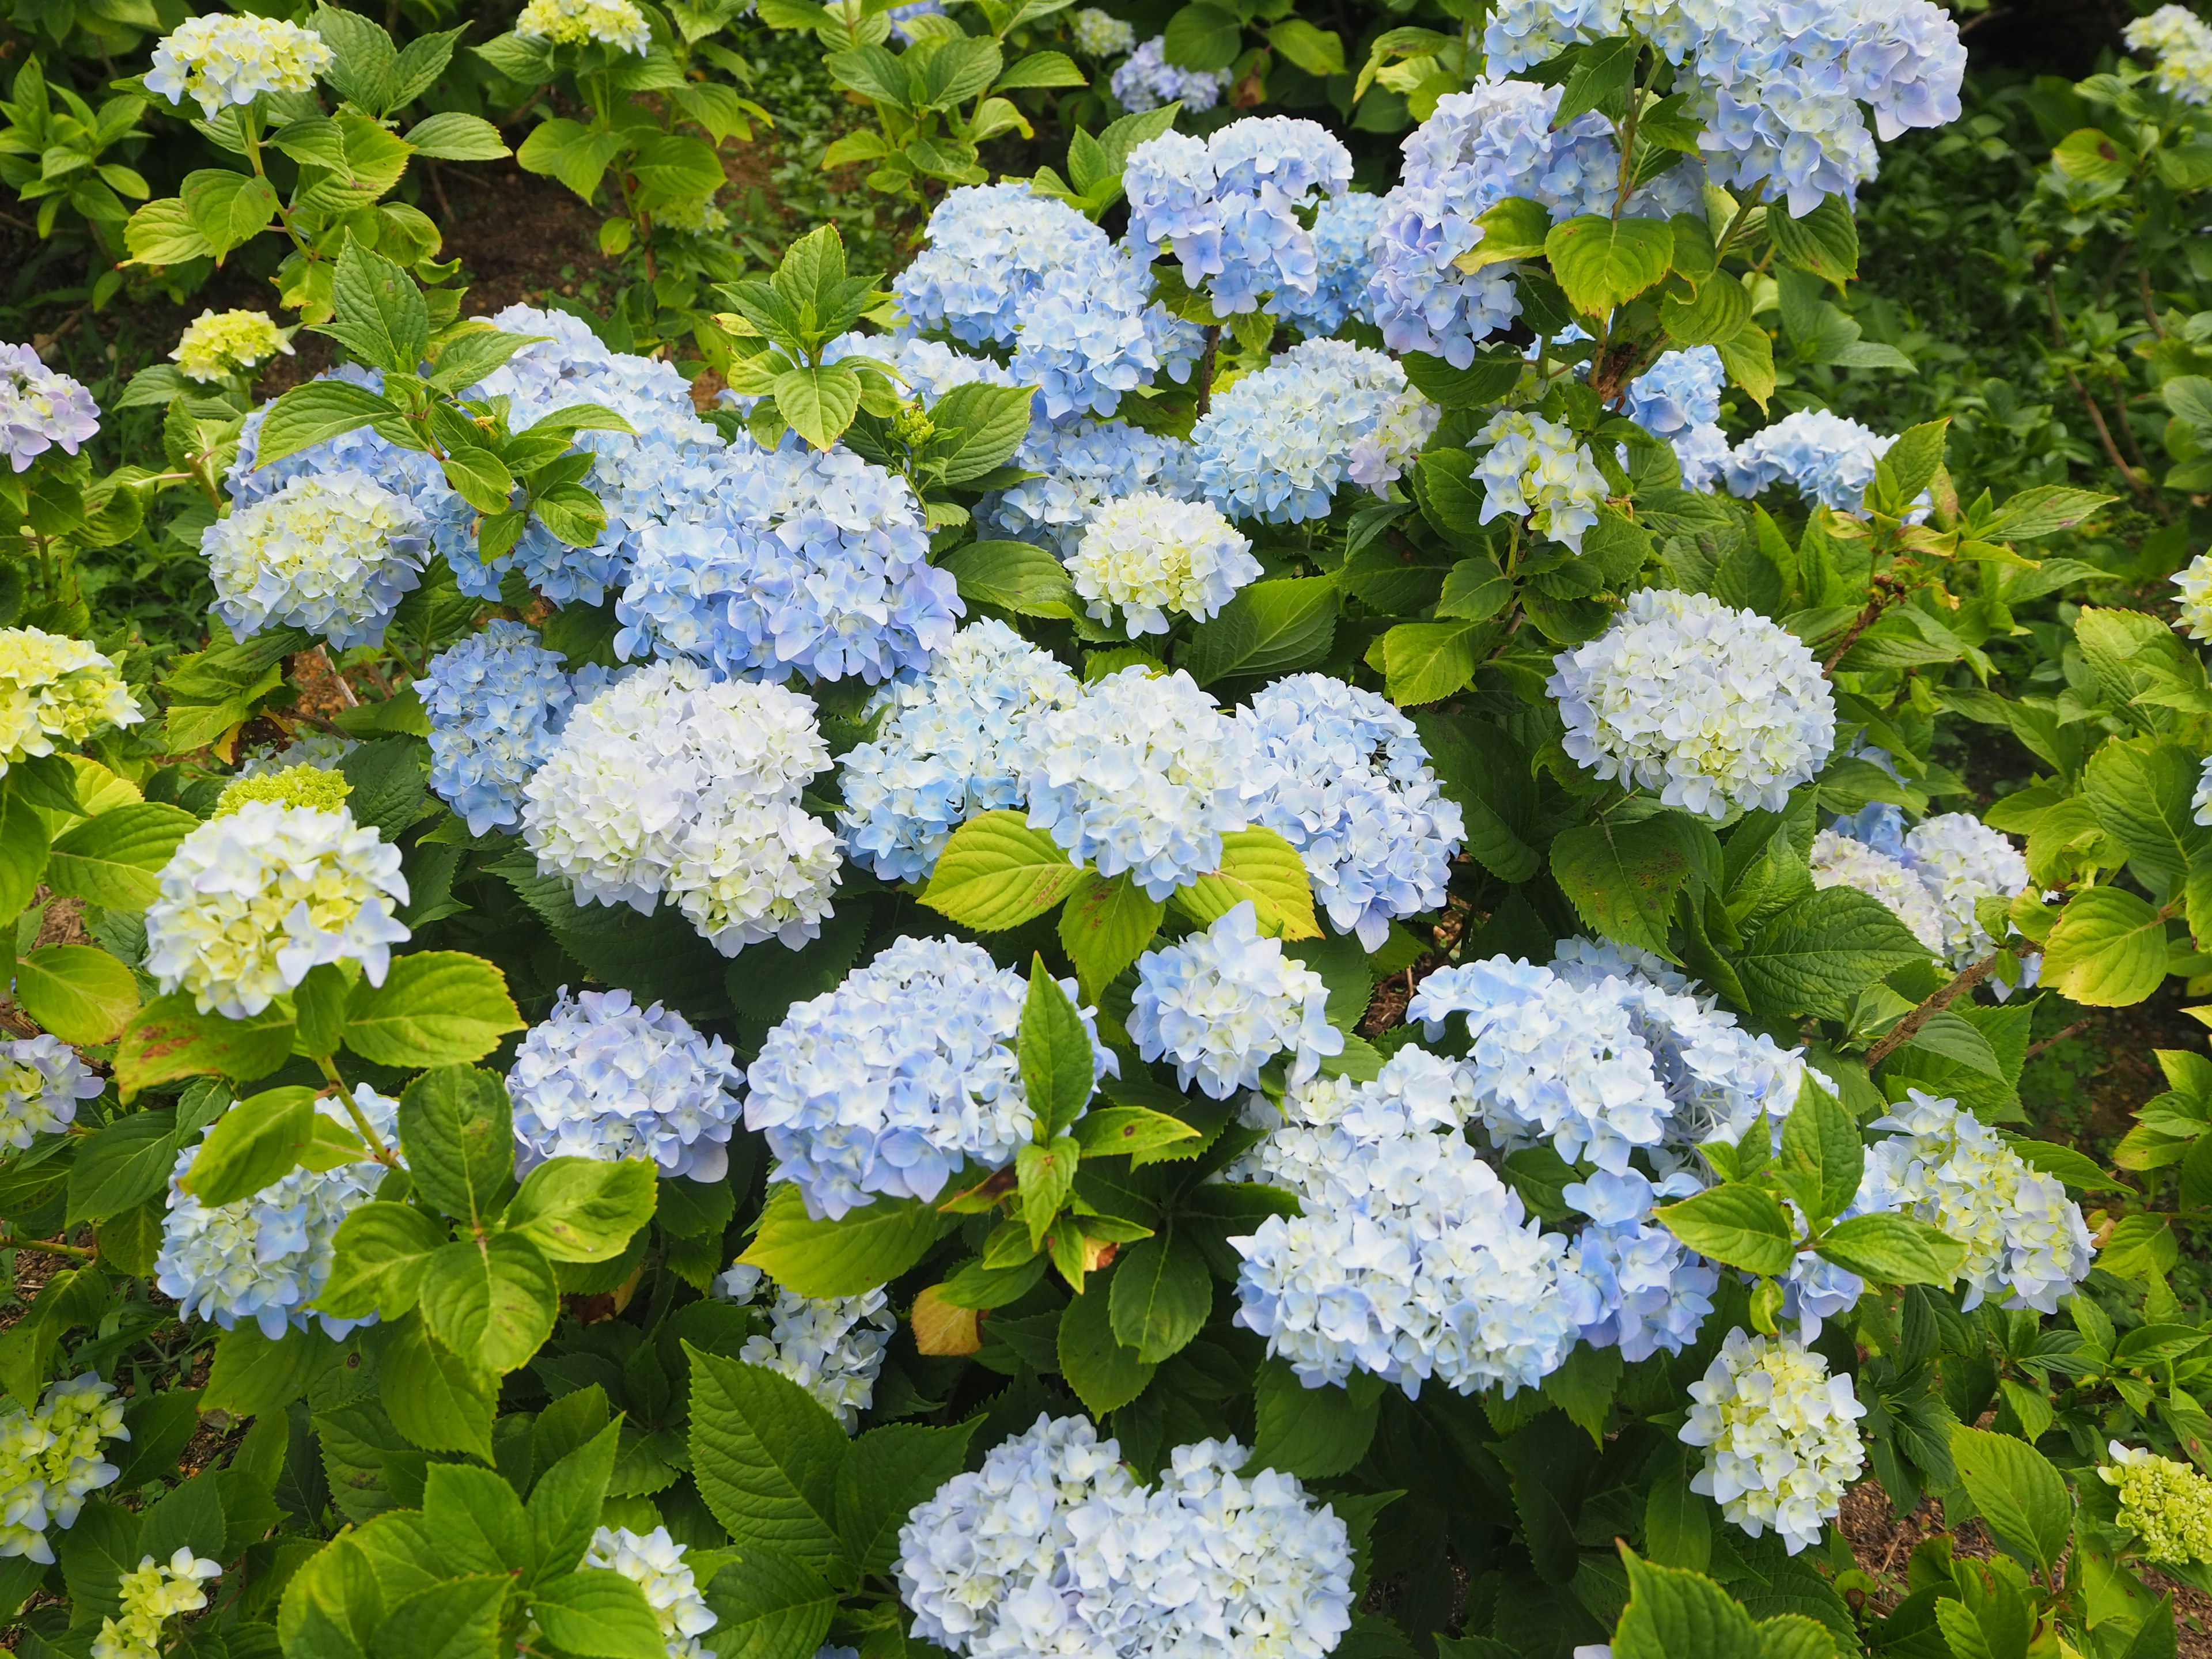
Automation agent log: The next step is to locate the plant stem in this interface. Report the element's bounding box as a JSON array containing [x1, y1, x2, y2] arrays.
[[323, 1056, 402, 1170], [1865, 946, 2014, 1067], [1195, 324, 1221, 418], [0, 1227, 96, 1262]]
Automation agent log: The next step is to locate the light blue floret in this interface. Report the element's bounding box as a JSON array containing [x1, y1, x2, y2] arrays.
[[416, 620, 601, 836]]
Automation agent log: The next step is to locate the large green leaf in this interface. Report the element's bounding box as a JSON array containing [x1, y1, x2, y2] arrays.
[[921, 810, 1084, 931], [1737, 887, 1932, 1022], [344, 951, 522, 1067], [737, 1183, 943, 1298], [2042, 886, 2170, 1007], [685, 1345, 848, 1571], [1544, 215, 1675, 315]]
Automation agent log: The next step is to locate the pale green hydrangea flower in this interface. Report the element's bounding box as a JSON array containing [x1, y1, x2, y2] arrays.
[[0, 627, 142, 774], [170, 309, 290, 382], [2104, 1442, 2212, 1565], [90, 1548, 220, 1659]]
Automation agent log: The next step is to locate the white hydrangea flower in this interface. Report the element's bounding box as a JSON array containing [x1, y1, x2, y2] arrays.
[[2197, 755, 2212, 829], [1471, 409, 1609, 552], [1860, 1090, 2095, 1313], [1070, 6, 1135, 55], [171, 310, 290, 382], [515, 0, 652, 51], [1068, 494, 1259, 635], [1016, 666, 1268, 901], [157, 1087, 398, 1341], [1680, 1329, 1865, 1555], [521, 660, 841, 957], [0, 1374, 127, 1563], [1903, 813, 2029, 969], [2128, 5, 2212, 104], [1548, 588, 1838, 819], [897, 1414, 1354, 1659], [145, 14, 331, 116], [204, 470, 429, 651], [2172, 550, 2212, 639], [745, 936, 1114, 1220], [0, 627, 142, 773], [0, 1034, 105, 1150], [1129, 903, 1343, 1100], [92, 1548, 222, 1659], [143, 801, 410, 1019], [1809, 828, 1944, 954], [584, 1528, 717, 1659], [509, 988, 744, 1183], [715, 1264, 896, 1431]]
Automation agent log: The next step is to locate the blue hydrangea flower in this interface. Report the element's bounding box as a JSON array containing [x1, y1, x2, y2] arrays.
[[509, 987, 745, 1182], [837, 619, 1080, 882], [894, 183, 1120, 348], [1191, 339, 1437, 524], [1559, 1168, 1717, 1361], [416, 620, 603, 835], [1129, 902, 1343, 1098], [1723, 408, 1896, 511], [204, 471, 428, 650], [1270, 191, 1385, 337], [745, 937, 1113, 1219], [1110, 35, 1231, 111], [1236, 674, 1465, 949], [980, 419, 1195, 558], [1623, 346, 1724, 440], [1008, 249, 1204, 422], [1016, 667, 1268, 900], [1124, 118, 1354, 315]]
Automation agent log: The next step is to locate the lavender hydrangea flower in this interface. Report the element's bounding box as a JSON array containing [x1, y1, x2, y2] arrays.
[[1110, 35, 1231, 112], [1, 344, 100, 472]]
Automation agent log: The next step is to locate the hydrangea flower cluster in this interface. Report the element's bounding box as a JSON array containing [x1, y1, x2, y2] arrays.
[[1016, 666, 1263, 899], [144, 14, 331, 116], [204, 471, 427, 650], [2197, 755, 2212, 830], [236, 729, 355, 778], [509, 987, 745, 1183], [2129, 6, 2212, 104], [0, 627, 141, 772], [2102, 1443, 2212, 1565], [1549, 588, 1838, 817], [1069, 494, 1259, 634], [1266, 191, 1383, 339], [1724, 408, 1896, 512], [714, 1264, 896, 1431], [1622, 346, 1729, 484], [1192, 339, 1438, 523], [214, 762, 351, 819], [583, 1528, 717, 1659], [1129, 903, 1343, 1099], [1860, 1090, 2096, 1313], [745, 937, 1112, 1219], [1903, 813, 2031, 968], [1009, 249, 1206, 421], [1471, 408, 1609, 552], [1109, 35, 1231, 112], [897, 1414, 1354, 1659], [416, 621, 600, 836], [144, 801, 410, 1018], [1124, 119, 1355, 315], [1232, 1044, 1584, 1396], [156, 1086, 400, 1340], [0, 1034, 107, 1151], [514, 0, 652, 51], [982, 419, 1194, 558], [1070, 6, 1134, 55], [521, 662, 841, 957], [1809, 828, 1945, 954], [837, 620, 1079, 882], [1559, 1167, 1718, 1361], [1235, 675, 1465, 948], [1367, 79, 1698, 366], [90, 1550, 222, 1659], [170, 310, 289, 382], [0, 1374, 127, 1563], [1680, 1329, 1866, 1554], [1, 343, 100, 471], [2172, 550, 2212, 639], [615, 444, 961, 685]]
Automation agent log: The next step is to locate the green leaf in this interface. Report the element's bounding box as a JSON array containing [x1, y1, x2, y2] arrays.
[[941, 540, 1077, 619], [737, 1183, 944, 1298], [1249, 1359, 1380, 1480], [180, 167, 279, 257], [1550, 815, 1711, 960], [0, 787, 50, 921], [1172, 828, 1322, 941], [2052, 127, 2133, 187], [1058, 871, 1164, 1000], [1543, 215, 1674, 315], [684, 1344, 848, 1571], [516, 116, 626, 200], [1381, 619, 1485, 706], [124, 196, 214, 266], [1554, 33, 1635, 123], [203, 1323, 322, 1419], [1776, 1078, 1859, 1225], [255, 379, 403, 469], [1642, 1450, 1711, 1572], [1660, 270, 1751, 348], [1764, 195, 1858, 285], [403, 111, 509, 160], [397, 1065, 513, 1226], [44, 802, 196, 910], [1161, 1, 1241, 72], [1021, 957, 1097, 1139], [424, 1461, 535, 1578], [1264, 18, 1344, 74], [505, 1158, 657, 1263], [1108, 1230, 1212, 1363], [1656, 1183, 1797, 1276], [699, 1551, 837, 1659], [1453, 196, 1552, 273], [1814, 1214, 1966, 1287], [17, 944, 136, 1044], [1072, 1106, 1202, 1160], [1716, 318, 1776, 410], [2084, 740, 2208, 883], [2043, 886, 2169, 1007], [323, 240, 430, 376], [366, 1574, 509, 1659], [1738, 887, 1933, 1022], [529, 1421, 620, 1579], [921, 810, 1083, 931], [319, 1200, 446, 1320], [531, 1570, 665, 1659], [773, 363, 863, 452], [115, 993, 296, 1099], [1058, 1264, 1155, 1415], [834, 1420, 978, 1575], [916, 382, 1038, 486], [1016, 1138, 1080, 1251], [379, 1318, 495, 1460], [1949, 1425, 2073, 1572], [418, 1233, 559, 1375], [1436, 556, 1514, 622], [1182, 576, 1339, 688], [1612, 1548, 1763, 1659], [67, 1111, 185, 1225], [344, 951, 523, 1067], [180, 1086, 320, 1207]]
